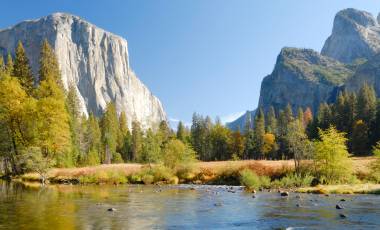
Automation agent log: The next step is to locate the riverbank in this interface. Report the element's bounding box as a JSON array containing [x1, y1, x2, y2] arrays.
[[11, 157, 379, 194]]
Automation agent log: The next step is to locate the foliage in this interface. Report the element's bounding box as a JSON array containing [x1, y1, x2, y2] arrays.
[[239, 169, 270, 189], [313, 126, 353, 184], [161, 139, 196, 169]]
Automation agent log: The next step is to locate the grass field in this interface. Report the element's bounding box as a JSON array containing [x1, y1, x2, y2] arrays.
[[19, 157, 376, 183]]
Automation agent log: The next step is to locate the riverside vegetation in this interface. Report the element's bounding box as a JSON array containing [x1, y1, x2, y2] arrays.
[[0, 41, 380, 193]]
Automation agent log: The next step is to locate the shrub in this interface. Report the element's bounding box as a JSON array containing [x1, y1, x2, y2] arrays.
[[132, 164, 175, 184], [175, 163, 197, 182], [239, 169, 270, 189], [78, 170, 127, 184], [272, 173, 314, 188]]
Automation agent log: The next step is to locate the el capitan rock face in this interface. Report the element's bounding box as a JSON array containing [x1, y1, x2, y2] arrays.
[[322, 8, 380, 63], [0, 12, 166, 129]]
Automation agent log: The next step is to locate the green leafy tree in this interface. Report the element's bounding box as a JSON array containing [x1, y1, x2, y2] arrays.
[[5, 52, 14, 76], [313, 126, 353, 184], [228, 130, 245, 160], [13, 41, 34, 95], [161, 139, 196, 169], [286, 120, 312, 174], [140, 129, 161, 164]]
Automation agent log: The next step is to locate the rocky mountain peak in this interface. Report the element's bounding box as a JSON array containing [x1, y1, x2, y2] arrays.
[[321, 8, 380, 63]]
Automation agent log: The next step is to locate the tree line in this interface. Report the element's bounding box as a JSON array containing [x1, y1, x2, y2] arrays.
[[1, 40, 379, 178], [0, 40, 196, 176]]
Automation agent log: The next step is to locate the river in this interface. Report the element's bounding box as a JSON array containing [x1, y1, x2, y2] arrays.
[[0, 181, 379, 229]]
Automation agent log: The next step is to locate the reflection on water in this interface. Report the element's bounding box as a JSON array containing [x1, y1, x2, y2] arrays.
[[1, 180, 380, 229]]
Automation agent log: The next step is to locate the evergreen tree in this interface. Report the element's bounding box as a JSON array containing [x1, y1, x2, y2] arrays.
[[140, 129, 161, 164], [317, 103, 332, 130], [243, 111, 254, 159], [131, 121, 143, 161], [117, 111, 131, 160], [39, 39, 62, 87], [101, 102, 119, 164], [84, 113, 102, 164], [356, 83, 376, 126], [66, 84, 81, 163], [13, 41, 34, 94], [176, 121, 188, 143], [210, 122, 231, 160], [266, 106, 277, 135], [228, 130, 245, 160], [351, 120, 369, 155], [253, 108, 265, 159]]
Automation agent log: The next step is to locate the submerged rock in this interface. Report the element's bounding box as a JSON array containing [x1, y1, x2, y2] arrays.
[[107, 208, 117, 212], [336, 204, 344, 209], [280, 192, 289, 197]]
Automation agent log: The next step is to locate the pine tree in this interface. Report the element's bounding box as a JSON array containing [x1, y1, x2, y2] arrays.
[[266, 106, 277, 135], [317, 103, 332, 130], [13, 41, 34, 94], [85, 113, 102, 164], [101, 102, 119, 164], [66, 84, 81, 163], [131, 121, 143, 161], [253, 108, 265, 159], [356, 83, 376, 126], [351, 120, 369, 155], [140, 129, 161, 164], [176, 121, 187, 142], [39, 39, 62, 87], [117, 111, 130, 160]]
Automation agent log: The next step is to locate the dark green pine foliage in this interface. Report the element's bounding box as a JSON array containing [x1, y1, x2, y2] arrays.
[[39, 39, 62, 87], [176, 121, 186, 142], [243, 111, 254, 159], [131, 121, 143, 161], [66, 84, 82, 163], [266, 106, 277, 135], [13, 41, 34, 94], [317, 103, 332, 131], [101, 102, 119, 164], [117, 111, 131, 161], [253, 108, 265, 159], [356, 83, 376, 126]]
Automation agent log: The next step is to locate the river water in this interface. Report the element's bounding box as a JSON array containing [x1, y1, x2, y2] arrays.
[[0, 181, 379, 229]]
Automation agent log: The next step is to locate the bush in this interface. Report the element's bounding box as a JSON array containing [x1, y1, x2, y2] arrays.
[[175, 163, 197, 182], [272, 173, 314, 188], [131, 164, 175, 184], [239, 169, 270, 189], [78, 170, 128, 184]]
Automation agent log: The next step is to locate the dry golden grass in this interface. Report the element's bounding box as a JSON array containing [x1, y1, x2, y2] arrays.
[[20, 157, 375, 184], [297, 183, 380, 194]]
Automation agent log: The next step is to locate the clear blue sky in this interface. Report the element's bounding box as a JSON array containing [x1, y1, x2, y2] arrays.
[[1, 1, 379, 125]]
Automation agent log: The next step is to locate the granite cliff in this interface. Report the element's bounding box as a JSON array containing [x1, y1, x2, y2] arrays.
[[0, 13, 166, 129]]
